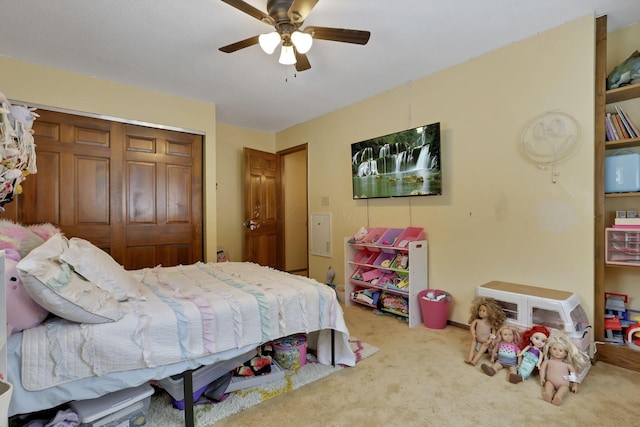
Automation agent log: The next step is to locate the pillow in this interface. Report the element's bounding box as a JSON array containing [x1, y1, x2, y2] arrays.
[[16, 233, 122, 323], [60, 237, 143, 301]]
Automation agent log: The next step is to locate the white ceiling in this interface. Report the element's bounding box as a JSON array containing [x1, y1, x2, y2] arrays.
[[2, 0, 640, 133]]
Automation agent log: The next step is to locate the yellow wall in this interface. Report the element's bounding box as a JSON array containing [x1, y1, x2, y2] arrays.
[[277, 15, 597, 325], [0, 56, 218, 260], [215, 123, 275, 261]]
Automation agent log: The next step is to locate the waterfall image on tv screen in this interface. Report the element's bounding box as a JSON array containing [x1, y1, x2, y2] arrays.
[[351, 122, 441, 199]]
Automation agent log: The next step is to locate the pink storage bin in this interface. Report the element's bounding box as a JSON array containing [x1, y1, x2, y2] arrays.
[[352, 249, 376, 265], [363, 228, 387, 245], [394, 227, 425, 248], [350, 227, 370, 250]]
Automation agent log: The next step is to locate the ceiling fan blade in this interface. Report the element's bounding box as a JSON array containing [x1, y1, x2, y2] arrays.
[[304, 26, 371, 45], [295, 49, 311, 71], [219, 35, 260, 53], [288, 0, 319, 24], [221, 0, 275, 25]]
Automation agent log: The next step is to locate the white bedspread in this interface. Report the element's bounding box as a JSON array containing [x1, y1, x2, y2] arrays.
[[21, 262, 354, 391]]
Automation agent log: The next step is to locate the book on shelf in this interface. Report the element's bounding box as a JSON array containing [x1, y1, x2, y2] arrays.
[[614, 114, 631, 139], [605, 119, 614, 141], [606, 113, 620, 140], [614, 105, 639, 138], [612, 113, 627, 139]]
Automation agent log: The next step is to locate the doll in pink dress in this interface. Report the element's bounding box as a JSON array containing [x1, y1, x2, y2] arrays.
[[465, 297, 506, 365], [481, 324, 521, 379], [539, 331, 590, 405]]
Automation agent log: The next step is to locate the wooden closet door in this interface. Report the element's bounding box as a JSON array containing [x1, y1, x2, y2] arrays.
[[1, 110, 203, 270], [122, 124, 202, 269], [9, 110, 123, 258]]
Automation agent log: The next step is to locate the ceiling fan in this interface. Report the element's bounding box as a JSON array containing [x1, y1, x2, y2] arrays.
[[219, 0, 371, 71]]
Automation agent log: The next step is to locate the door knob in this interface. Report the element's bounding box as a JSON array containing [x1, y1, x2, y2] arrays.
[[244, 219, 260, 230]]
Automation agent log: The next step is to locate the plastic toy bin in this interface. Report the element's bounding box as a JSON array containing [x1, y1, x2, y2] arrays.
[[352, 249, 376, 265], [273, 334, 307, 370], [364, 227, 387, 244], [373, 252, 396, 268], [69, 383, 154, 427], [378, 228, 404, 252], [157, 348, 256, 402], [605, 151, 640, 193], [418, 289, 451, 329], [394, 227, 426, 248]]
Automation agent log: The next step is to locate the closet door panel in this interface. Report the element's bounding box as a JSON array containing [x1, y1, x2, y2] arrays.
[[75, 156, 110, 224], [123, 124, 202, 267]]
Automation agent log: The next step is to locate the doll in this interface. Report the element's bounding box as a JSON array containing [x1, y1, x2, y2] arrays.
[[481, 324, 521, 379], [465, 297, 506, 365], [509, 325, 550, 383], [539, 331, 590, 405]]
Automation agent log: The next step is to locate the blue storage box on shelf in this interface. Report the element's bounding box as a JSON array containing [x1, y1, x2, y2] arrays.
[[605, 150, 640, 193]]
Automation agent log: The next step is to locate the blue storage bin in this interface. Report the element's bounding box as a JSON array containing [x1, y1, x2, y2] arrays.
[[605, 151, 640, 193]]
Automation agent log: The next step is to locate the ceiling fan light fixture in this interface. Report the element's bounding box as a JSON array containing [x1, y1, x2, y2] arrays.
[[259, 31, 281, 54], [291, 30, 313, 54], [279, 43, 297, 65]]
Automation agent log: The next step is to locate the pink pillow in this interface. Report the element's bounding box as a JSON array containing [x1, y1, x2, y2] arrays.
[[5, 249, 48, 335]]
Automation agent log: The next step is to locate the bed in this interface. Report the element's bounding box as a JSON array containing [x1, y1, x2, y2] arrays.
[[4, 231, 355, 425]]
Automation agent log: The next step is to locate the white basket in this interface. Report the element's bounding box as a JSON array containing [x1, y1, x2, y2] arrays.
[[0, 380, 12, 427]]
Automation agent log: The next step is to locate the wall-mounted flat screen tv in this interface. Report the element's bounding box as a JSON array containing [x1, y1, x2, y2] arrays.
[[351, 122, 441, 199]]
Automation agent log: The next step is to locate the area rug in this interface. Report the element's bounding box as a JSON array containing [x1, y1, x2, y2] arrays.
[[147, 337, 379, 426]]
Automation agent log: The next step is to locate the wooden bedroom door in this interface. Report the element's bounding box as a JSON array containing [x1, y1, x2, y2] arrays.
[[243, 147, 282, 269]]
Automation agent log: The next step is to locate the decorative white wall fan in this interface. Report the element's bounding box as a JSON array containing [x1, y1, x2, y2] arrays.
[[520, 110, 581, 183]]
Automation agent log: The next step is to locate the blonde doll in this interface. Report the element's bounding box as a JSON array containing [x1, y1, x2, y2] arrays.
[[539, 330, 590, 405], [465, 297, 506, 365], [481, 324, 521, 379]]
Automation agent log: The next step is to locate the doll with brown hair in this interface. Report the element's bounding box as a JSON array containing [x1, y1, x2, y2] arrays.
[[481, 324, 521, 379], [539, 330, 590, 405], [465, 297, 506, 365], [509, 325, 550, 383]]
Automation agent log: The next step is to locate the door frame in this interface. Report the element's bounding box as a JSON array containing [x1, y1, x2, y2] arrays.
[[278, 143, 309, 276]]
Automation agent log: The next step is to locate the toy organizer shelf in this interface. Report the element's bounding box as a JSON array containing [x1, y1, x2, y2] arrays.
[[344, 227, 428, 327]]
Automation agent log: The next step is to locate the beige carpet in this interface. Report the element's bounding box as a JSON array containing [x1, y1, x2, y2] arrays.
[[206, 304, 640, 427]]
